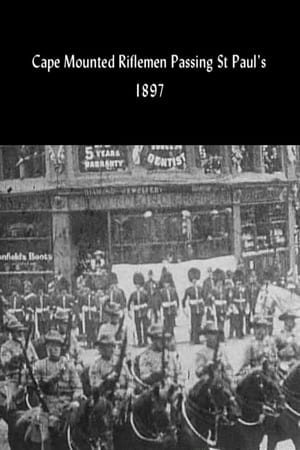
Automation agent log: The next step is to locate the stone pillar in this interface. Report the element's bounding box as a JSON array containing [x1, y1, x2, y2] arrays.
[[284, 145, 297, 179], [222, 145, 232, 175], [232, 189, 242, 262], [186, 145, 196, 171], [52, 195, 73, 291], [253, 145, 264, 173], [288, 190, 297, 275]]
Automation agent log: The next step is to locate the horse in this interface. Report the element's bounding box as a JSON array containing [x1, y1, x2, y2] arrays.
[[232, 361, 285, 450], [177, 363, 241, 450], [114, 384, 178, 450], [266, 362, 300, 450], [1, 391, 113, 450]]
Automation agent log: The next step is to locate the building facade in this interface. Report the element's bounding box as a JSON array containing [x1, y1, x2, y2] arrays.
[[0, 145, 299, 293]]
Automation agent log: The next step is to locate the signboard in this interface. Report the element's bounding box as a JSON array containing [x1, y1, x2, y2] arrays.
[[132, 145, 187, 170], [236, 186, 288, 204], [78, 145, 128, 172], [0, 195, 52, 211], [0, 252, 53, 262]]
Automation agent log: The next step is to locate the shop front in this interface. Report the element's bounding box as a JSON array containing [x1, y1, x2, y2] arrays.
[[0, 193, 54, 294], [236, 184, 290, 280]]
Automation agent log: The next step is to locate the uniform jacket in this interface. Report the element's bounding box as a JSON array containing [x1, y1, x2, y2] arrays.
[[106, 287, 127, 310], [1, 338, 38, 382], [202, 277, 216, 303], [89, 354, 132, 391], [233, 285, 247, 313], [128, 289, 150, 318], [55, 294, 75, 311], [275, 328, 300, 361], [195, 344, 233, 379], [242, 336, 277, 368], [145, 280, 161, 312], [138, 346, 182, 385], [159, 287, 179, 315], [182, 285, 205, 315], [245, 281, 261, 313]]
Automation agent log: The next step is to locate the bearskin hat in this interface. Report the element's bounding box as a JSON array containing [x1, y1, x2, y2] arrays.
[[56, 276, 69, 292], [188, 268, 201, 282], [263, 267, 274, 282], [213, 268, 225, 282], [33, 277, 46, 294], [161, 271, 173, 285], [109, 272, 119, 285], [8, 278, 23, 295], [233, 269, 245, 283], [133, 272, 145, 286]]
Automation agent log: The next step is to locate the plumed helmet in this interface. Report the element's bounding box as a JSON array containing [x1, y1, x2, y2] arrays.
[[213, 269, 225, 282], [8, 278, 23, 295], [133, 272, 145, 286], [233, 269, 245, 283], [109, 272, 119, 285], [188, 268, 201, 282], [33, 277, 46, 294]]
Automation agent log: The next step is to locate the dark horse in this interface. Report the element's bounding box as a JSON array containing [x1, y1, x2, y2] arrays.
[[267, 362, 300, 450], [114, 384, 177, 450], [177, 364, 241, 450], [232, 362, 285, 450], [0, 391, 113, 450]]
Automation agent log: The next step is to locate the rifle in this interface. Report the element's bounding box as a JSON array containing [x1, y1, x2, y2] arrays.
[[161, 326, 166, 387], [0, 296, 4, 332], [16, 337, 49, 413], [63, 311, 73, 358], [115, 311, 125, 341], [213, 329, 221, 366]]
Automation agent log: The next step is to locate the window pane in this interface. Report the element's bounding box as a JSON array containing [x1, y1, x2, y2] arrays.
[[262, 146, 282, 173], [2, 145, 45, 179], [195, 146, 222, 174], [231, 145, 255, 172]]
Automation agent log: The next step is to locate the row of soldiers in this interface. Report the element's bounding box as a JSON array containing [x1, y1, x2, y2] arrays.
[[0, 265, 272, 351]]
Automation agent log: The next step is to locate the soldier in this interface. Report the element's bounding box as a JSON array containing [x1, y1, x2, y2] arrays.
[[160, 271, 179, 336], [195, 321, 233, 383], [98, 303, 123, 341], [136, 323, 182, 388], [32, 277, 51, 337], [245, 270, 261, 335], [212, 269, 227, 341], [55, 309, 83, 374], [33, 330, 84, 442], [240, 315, 277, 372], [232, 270, 247, 339], [55, 279, 74, 312], [255, 268, 277, 336], [128, 272, 149, 347], [79, 286, 98, 349], [275, 311, 300, 374], [182, 268, 205, 344], [159, 266, 175, 289], [1, 318, 38, 409], [102, 272, 127, 323], [23, 279, 37, 324], [145, 270, 161, 323], [202, 267, 216, 304], [7, 279, 25, 323]]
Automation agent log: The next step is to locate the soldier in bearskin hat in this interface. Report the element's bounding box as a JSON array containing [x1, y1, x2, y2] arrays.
[[232, 269, 247, 339], [159, 271, 179, 337], [103, 272, 126, 318], [212, 268, 227, 341], [255, 267, 277, 336], [145, 270, 161, 323], [23, 279, 38, 324], [32, 277, 51, 336], [182, 268, 204, 344], [7, 278, 25, 323], [128, 272, 150, 347], [78, 285, 99, 349], [245, 270, 261, 335]]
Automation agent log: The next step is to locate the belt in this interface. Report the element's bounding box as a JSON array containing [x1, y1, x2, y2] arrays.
[[215, 300, 227, 305], [162, 301, 177, 308], [189, 299, 204, 305], [234, 299, 246, 303], [8, 308, 23, 313], [36, 308, 50, 313], [82, 306, 97, 312], [133, 304, 147, 311]]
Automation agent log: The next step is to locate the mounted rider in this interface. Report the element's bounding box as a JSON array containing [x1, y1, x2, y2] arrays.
[[32, 329, 85, 441], [275, 310, 300, 374], [239, 315, 278, 377], [194, 321, 234, 386], [134, 322, 183, 391], [0, 318, 38, 409]]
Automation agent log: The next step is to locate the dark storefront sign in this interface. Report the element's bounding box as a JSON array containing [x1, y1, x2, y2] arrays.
[[78, 145, 128, 172], [131, 145, 187, 170], [234, 186, 288, 204], [0, 194, 52, 211]]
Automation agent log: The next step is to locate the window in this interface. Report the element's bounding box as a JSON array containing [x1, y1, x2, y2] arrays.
[[111, 208, 232, 264], [231, 146, 255, 172], [1, 146, 46, 179], [241, 203, 287, 253], [262, 146, 282, 173], [195, 146, 223, 175]]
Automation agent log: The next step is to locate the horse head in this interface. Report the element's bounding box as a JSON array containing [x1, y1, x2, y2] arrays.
[[83, 395, 114, 450], [131, 384, 177, 447], [209, 369, 241, 423]]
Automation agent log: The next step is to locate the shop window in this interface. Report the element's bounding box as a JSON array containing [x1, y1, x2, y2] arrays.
[[262, 146, 282, 173], [231, 146, 255, 172], [241, 203, 287, 253], [194, 146, 222, 175], [1, 146, 46, 180]]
